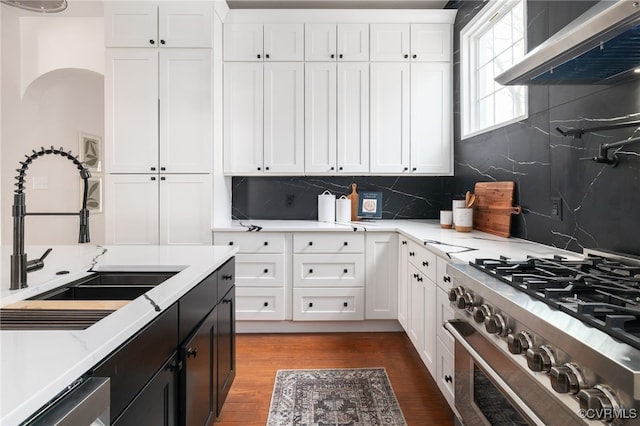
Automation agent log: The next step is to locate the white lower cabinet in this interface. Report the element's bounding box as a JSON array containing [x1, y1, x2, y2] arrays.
[[365, 233, 398, 319], [436, 256, 456, 411], [397, 237, 409, 330], [106, 174, 211, 245], [293, 287, 364, 321], [213, 232, 290, 321], [293, 254, 364, 288]]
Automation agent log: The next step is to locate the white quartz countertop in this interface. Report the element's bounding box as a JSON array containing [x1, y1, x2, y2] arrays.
[[0, 244, 237, 426], [213, 219, 581, 263]]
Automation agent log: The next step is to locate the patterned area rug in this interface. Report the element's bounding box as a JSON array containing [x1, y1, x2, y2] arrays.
[[267, 368, 407, 426]]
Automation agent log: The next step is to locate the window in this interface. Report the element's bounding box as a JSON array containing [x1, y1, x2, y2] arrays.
[[461, 0, 527, 138]]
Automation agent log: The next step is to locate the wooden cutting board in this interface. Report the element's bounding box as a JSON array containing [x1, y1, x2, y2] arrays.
[[473, 181, 521, 238], [4, 300, 128, 310]]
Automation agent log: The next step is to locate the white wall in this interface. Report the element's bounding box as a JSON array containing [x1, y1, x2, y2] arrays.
[[1, 6, 105, 246]]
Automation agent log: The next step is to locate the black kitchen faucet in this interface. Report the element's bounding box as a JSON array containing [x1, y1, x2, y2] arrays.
[[10, 146, 91, 290]]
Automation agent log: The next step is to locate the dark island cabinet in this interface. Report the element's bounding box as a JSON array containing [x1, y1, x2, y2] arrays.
[[92, 257, 236, 426]]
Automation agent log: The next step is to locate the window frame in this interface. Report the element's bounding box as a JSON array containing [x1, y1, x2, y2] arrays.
[[460, 0, 528, 140]]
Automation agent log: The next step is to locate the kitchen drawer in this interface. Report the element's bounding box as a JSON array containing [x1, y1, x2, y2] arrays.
[[293, 254, 364, 288], [217, 257, 235, 302], [293, 288, 364, 321], [437, 335, 455, 409], [293, 232, 364, 254], [236, 287, 286, 320], [407, 240, 436, 281], [235, 254, 285, 287], [179, 270, 217, 344], [213, 232, 285, 253], [436, 287, 455, 354], [436, 256, 453, 291]]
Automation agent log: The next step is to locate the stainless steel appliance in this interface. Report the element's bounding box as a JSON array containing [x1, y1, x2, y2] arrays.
[[446, 249, 640, 425]]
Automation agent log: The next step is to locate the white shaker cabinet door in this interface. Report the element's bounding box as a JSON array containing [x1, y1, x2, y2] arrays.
[[158, 4, 212, 48], [159, 174, 212, 245], [337, 62, 369, 173], [337, 24, 369, 61], [410, 23, 451, 62], [305, 24, 336, 61], [365, 233, 398, 319], [305, 62, 337, 173], [223, 23, 263, 61], [370, 62, 410, 173], [263, 24, 304, 61], [106, 175, 159, 245], [159, 49, 212, 174], [223, 62, 264, 174], [264, 62, 304, 174], [370, 24, 410, 61], [104, 3, 157, 48], [410, 62, 452, 174], [105, 49, 159, 174]]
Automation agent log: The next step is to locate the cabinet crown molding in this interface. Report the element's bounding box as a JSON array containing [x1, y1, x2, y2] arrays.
[[223, 9, 457, 24]]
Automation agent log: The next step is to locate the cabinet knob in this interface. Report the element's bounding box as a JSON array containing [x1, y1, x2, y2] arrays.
[[265, 166, 270, 171], [264, 241, 269, 246], [264, 302, 269, 307], [186, 347, 198, 358], [168, 360, 183, 372], [404, 54, 408, 59], [412, 54, 417, 59], [309, 269, 313, 273], [160, 39, 166, 45], [339, 166, 343, 170], [228, 241, 234, 245], [343, 268, 348, 273], [422, 261, 429, 267], [160, 166, 166, 171], [308, 241, 313, 246], [330, 166, 335, 170], [412, 167, 417, 171], [151, 167, 156, 171], [265, 54, 270, 59], [149, 39, 155, 45], [257, 167, 261, 171], [343, 241, 348, 246], [402, 240, 407, 245], [222, 274, 233, 280], [445, 375, 452, 383], [409, 251, 415, 256], [339, 54, 343, 58], [330, 54, 335, 58], [308, 302, 313, 308], [151, 176, 156, 181], [443, 276, 451, 283], [343, 302, 348, 307], [160, 176, 166, 181], [403, 167, 408, 171], [263, 268, 269, 273], [417, 276, 423, 282], [257, 54, 261, 59]]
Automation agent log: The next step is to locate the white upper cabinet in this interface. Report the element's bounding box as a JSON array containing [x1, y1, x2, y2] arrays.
[[370, 62, 410, 173], [410, 62, 452, 174], [105, 49, 159, 173], [105, 3, 212, 48], [224, 62, 264, 174], [337, 62, 369, 173], [410, 23, 451, 62], [264, 62, 305, 173], [370, 24, 410, 61], [158, 49, 212, 174], [305, 24, 369, 61], [305, 62, 337, 173], [106, 48, 212, 174], [224, 23, 304, 61]]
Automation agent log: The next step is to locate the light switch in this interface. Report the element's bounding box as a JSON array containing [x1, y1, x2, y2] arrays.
[[32, 176, 48, 190]]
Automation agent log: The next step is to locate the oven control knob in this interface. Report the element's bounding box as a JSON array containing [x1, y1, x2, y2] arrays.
[[550, 363, 585, 394], [472, 304, 492, 323], [507, 331, 533, 355], [577, 385, 621, 421], [448, 286, 464, 303], [526, 345, 556, 373], [456, 292, 476, 311], [485, 313, 508, 336]]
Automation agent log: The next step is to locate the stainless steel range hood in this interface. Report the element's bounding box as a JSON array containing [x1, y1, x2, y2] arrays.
[[496, 0, 640, 85]]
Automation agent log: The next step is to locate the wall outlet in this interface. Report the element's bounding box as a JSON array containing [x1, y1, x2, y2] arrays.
[[551, 197, 562, 221]]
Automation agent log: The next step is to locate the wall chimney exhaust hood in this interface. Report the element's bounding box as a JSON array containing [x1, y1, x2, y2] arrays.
[[496, 0, 640, 85]]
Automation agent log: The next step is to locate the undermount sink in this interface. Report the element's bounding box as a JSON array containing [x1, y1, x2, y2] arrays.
[[0, 271, 177, 331]]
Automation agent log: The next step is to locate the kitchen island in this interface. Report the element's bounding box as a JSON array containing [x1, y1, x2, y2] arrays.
[[0, 244, 237, 426]]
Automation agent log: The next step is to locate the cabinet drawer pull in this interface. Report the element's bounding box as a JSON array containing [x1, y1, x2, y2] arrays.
[[308, 302, 313, 308], [413, 273, 418, 279], [168, 360, 183, 372], [160, 176, 166, 181], [308, 241, 313, 246], [343, 302, 348, 307], [265, 54, 270, 58], [149, 39, 155, 45], [150, 166, 156, 171], [339, 54, 343, 58], [343, 269, 348, 273], [160, 166, 166, 171], [308, 269, 313, 274], [409, 251, 415, 257], [343, 241, 348, 246], [228, 241, 234, 246], [330, 54, 335, 58], [263, 241, 268, 246], [443, 276, 451, 283], [150, 176, 156, 181], [257, 54, 261, 59], [422, 261, 429, 267], [265, 166, 270, 171], [403, 167, 408, 171], [330, 166, 335, 170], [417, 276, 423, 282], [160, 39, 166, 45], [402, 240, 407, 245], [445, 375, 452, 383], [186, 347, 198, 358], [263, 302, 269, 307], [222, 299, 232, 304], [257, 166, 261, 171], [263, 268, 269, 273], [222, 274, 233, 280], [403, 54, 408, 58], [412, 54, 417, 59], [412, 167, 417, 172], [339, 166, 343, 171]]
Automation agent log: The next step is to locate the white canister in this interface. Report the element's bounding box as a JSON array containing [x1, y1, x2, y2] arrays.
[[317, 190, 336, 222], [452, 199, 467, 228], [440, 210, 453, 229], [335, 195, 351, 223], [454, 207, 473, 232]]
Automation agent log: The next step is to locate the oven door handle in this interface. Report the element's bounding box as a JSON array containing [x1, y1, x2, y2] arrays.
[[445, 320, 546, 426]]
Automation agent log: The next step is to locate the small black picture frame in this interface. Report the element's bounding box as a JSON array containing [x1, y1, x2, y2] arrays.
[[357, 191, 383, 219]]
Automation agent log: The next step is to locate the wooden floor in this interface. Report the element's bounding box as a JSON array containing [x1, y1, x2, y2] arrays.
[[216, 332, 455, 425]]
